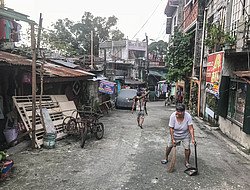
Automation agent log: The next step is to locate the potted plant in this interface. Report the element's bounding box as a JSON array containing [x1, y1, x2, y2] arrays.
[[0, 151, 13, 179], [204, 22, 225, 53], [224, 33, 237, 50]]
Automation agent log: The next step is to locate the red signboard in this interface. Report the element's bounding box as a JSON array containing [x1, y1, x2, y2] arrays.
[[206, 52, 224, 98]]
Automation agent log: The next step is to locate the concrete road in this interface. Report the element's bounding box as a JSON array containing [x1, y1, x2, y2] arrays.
[[1, 101, 250, 190]]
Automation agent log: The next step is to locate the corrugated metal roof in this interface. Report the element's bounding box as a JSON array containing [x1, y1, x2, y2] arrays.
[[50, 59, 78, 68], [0, 51, 95, 78], [75, 69, 95, 76], [0, 51, 33, 66], [44, 63, 95, 77]]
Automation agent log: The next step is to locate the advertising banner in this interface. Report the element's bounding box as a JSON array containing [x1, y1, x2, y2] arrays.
[[98, 80, 115, 94], [206, 52, 224, 98]]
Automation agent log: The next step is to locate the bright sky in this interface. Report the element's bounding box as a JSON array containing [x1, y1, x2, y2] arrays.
[[5, 0, 169, 42]]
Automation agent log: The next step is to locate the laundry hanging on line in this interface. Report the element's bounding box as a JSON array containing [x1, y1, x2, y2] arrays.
[[0, 18, 22, 42]]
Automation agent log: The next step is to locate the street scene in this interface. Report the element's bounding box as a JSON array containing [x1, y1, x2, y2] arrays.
[[1, 0, 250, 189], [1, 102, 250, 190]]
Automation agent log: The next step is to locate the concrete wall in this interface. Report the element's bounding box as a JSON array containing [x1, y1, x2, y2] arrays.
[[87, 81, 100, 104], [219, 116, 250, 149]]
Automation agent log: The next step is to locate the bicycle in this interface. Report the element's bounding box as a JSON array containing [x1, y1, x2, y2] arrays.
[[62, 108, 104, 148]]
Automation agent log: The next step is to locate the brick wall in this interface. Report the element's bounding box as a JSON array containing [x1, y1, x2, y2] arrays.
[[184, 1, 198, 30]]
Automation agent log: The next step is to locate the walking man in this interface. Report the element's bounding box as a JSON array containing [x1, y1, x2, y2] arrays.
[[131, 91, 148, 129], [161, 104, 197, 168]]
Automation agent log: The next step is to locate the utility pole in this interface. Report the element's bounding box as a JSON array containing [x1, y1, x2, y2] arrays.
[[145, 33, 149, 88], [104, 49, 107, 77], [31, 24, 36, 149], [91, 31, 94, 70]]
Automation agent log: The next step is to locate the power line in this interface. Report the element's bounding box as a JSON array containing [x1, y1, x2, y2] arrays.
[[132, 0, 163, 40], [156, 21, 166, 40]]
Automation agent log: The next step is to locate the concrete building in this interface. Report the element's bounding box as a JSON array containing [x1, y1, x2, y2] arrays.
[[215, 0, 250, 149], [99, 39, 147, 89], [164, 0, 250, 149]]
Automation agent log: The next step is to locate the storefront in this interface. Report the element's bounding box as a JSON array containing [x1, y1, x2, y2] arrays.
[[216, 53, 250, 149]]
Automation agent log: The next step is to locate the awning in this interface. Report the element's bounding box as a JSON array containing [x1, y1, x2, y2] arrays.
[[233, 71, 250, 84], [149, 70, 166, 78], [125, 79, 145, 85], [0, 7, 36, 24]]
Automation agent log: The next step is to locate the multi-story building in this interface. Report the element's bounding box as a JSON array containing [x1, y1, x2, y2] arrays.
[[215, 0, 250, 149], [165, 0, 250, 149], [99, 39, 147, 89]]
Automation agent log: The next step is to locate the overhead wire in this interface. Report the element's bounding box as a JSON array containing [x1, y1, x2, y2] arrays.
[[132, 0, 163, 40], [155, 21, 166, 41]]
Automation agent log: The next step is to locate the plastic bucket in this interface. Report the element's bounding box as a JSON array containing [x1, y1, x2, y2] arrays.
[[43, 133, 56, 149], [3, 128, 18, 146], [0, 158, 13, 178]]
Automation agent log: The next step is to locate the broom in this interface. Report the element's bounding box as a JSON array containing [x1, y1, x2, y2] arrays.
[[167, 146, 176, 173]]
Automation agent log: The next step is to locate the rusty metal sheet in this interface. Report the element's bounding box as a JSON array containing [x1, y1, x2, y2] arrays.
[[0, 51, 33, 66], [44, 64, 93, 77]]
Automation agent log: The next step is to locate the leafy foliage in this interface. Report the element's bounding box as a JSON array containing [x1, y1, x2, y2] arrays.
[[204, 22, 237, 52], [40, 12, 125, 57], [148, 40, 168, 55], [165, 31, 193, 82], [0, 151, 9, 163]]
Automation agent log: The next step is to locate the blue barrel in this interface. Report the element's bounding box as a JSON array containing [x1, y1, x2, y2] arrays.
[[43, 133, 56, 149]]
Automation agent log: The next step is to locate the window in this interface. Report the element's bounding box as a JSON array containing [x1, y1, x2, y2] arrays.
[[230, 0, 250, 36], [231, 0, 241, 36], [173, 16, 177, 26], [228, 80, 247, 125]]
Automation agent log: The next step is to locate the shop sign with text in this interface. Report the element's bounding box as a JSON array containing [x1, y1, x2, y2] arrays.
[[98, 80, 115, 94], [206, 52, 224, 98]]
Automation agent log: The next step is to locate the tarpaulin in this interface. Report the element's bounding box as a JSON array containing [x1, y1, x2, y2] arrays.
[[206, 51, 224, 98], [98, 80, 115, 94]]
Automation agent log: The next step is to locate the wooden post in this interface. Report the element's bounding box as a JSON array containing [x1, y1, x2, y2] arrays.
[[31, 24, 37, 148], [0, 0, 4, 7], [36, 13, 43, 57], [37, 14, 47, 135], [91, 31, 94, 70]]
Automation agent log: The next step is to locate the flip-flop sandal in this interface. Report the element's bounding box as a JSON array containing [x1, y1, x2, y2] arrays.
[[185, 163, 192, 168], [161, 159, 168, 164]]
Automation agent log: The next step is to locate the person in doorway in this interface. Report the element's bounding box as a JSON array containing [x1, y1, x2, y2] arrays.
[[161, 103, 197, 168], [131, 91, 148, 129]]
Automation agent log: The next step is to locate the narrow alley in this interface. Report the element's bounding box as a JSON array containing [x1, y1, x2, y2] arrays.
[[1, 101, 250, 190]]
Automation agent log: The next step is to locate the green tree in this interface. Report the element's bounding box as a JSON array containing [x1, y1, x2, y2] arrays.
[[42, 12, 125, 57], [165, 31, 193, 82], [148, 40, 168, 55]]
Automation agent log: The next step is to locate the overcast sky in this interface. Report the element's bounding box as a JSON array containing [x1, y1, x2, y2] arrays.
[[5, 0, 169, 42]]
